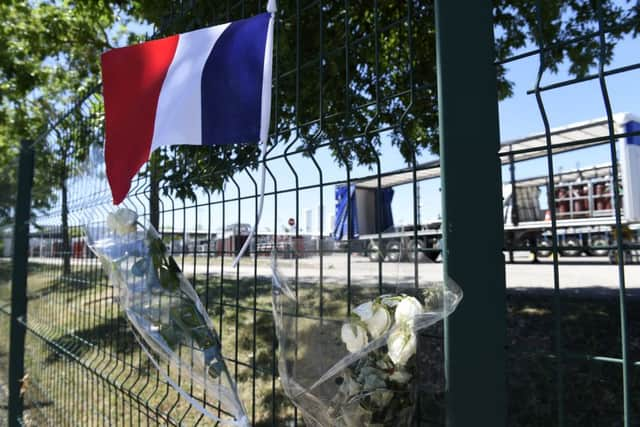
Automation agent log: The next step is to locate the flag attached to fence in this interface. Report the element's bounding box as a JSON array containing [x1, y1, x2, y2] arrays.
[[101, 12, 274, 204]]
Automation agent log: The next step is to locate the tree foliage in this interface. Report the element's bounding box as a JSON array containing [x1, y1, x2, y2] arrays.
[[0, 0, 143, 222]]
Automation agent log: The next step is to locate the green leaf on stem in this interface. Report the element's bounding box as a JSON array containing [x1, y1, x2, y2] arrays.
[[148, 233, 167, 255], [171, 305, 203, 328], [159, 324, 181, 349], [159, 265, 180, 290], [167, 256, 181, 273]]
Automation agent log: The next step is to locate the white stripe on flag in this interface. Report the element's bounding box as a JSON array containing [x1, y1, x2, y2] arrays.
[[150, 23, 231, 153]]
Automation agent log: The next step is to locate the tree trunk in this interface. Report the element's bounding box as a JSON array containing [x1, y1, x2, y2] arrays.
[[149, 151, 160, 230]]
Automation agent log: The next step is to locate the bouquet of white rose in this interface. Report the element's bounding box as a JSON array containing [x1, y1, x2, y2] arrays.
[[86, 208, 248, 426], [271, 253, 462, 426]]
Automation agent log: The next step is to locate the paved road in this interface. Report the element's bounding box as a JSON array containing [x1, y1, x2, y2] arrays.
[[207, 255, 630, 292], [27, 253, 640, 293], [504, 255, 639, 289]]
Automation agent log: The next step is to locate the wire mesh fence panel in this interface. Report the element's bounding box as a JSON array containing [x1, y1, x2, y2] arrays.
[[495, 1, 640, 427]]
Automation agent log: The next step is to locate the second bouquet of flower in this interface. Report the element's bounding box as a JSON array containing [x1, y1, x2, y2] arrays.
[[271, 253, 463, 427]]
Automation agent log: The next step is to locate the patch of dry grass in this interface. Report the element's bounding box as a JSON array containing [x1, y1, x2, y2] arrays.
[[1, 259, 639, 426]]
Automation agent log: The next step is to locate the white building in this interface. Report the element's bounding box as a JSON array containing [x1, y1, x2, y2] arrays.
[[302, 205, 335, 238]]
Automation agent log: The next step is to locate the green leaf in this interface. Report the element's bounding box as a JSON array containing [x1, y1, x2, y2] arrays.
[[148, 235, 166, 257], [151, 253, 163, 270], [159, 265, 180, 291], [173, 305, 203, 328], [158, 324, 181, 349], [167, 256, 181, 273]]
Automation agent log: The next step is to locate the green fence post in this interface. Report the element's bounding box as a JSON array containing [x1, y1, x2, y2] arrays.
[[434, 1, 507, 426], [8, 140, 34, 427]]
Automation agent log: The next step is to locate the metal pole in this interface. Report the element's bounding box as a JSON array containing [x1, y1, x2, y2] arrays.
[[149, 151, 160, 229], [509, 152, 519, 228], [509, 152, 518, 263], [434, 1, 507, 426], [8, 140, 35, 427]]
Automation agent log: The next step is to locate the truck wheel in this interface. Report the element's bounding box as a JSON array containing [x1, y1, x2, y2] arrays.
[[368, 242, 382, 262], [560, 238, 581, 257], [426, 247, 441, 262], [429, 239, 443, 262], [385, 240, 403, 262], [407, 239, 427, 263], [590, 238, 609, 257], [536, 240, 552, 258], [608, 249, 632, 265]]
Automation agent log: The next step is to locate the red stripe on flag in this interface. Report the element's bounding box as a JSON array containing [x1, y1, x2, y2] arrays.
[[101, 35, 179, 204]]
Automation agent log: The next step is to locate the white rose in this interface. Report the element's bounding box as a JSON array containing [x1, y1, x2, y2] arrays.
[[364, 305, 392, 339], [341, 323, 368, 353], [106, 208, 138, 235], [387, 326, 417, 366], [389, 369, 412, 383], [394, 296, 423, 325], [352, 301, 374, 321]]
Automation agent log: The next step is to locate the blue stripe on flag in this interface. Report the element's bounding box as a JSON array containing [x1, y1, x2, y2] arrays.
[[626, 121, 640, 146], [201, 13, 270, 146]]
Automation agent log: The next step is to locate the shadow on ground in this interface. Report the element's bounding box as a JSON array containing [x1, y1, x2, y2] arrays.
[[506, 288, 640, 427]]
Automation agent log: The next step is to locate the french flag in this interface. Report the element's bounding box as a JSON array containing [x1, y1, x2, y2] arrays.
[[101, 12, 274, 205]]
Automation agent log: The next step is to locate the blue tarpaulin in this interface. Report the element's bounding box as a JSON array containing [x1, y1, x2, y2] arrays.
[[333, 185, 394, 240], [626, 121, 640, 145], [333, 185, 358, 240], [380, 187, 394, 232]]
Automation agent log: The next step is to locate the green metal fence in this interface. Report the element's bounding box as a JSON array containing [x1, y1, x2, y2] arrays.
[[2, 0, 639, 426]]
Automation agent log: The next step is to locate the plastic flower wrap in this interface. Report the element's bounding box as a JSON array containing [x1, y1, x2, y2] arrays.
[[86, 208, 248, 426], [271, 251, 462, 426]]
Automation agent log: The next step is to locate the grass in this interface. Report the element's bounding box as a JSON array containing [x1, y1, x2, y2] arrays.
[[0, 259, 303, 426], [0, 258, 639, 426], [506, 290, 640, 427], [0, 262, 57, 426]]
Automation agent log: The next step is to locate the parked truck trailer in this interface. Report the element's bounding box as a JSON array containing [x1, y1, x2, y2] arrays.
[[334, 113, 640, 264]]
